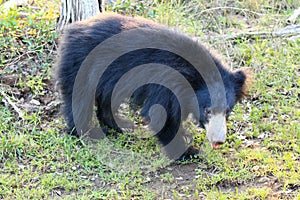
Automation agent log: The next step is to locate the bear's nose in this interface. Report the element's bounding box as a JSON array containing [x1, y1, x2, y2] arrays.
[[212, 141, 224, 150]]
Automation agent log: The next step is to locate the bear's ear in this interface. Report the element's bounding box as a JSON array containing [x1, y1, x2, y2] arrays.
[[233, 67, 253, 101]]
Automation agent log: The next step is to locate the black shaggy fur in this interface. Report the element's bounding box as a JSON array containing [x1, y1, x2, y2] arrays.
[[55, 13, 251, 158]]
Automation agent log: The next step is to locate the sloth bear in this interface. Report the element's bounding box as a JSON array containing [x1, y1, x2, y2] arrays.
[[55, 13, 251, 159]]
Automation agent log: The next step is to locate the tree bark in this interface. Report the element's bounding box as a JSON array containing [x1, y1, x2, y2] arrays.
[[57, 0, 105, 31]]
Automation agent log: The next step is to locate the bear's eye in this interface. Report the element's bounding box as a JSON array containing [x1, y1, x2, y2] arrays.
[[204, 108, 212, 118], [225, 107, 231, 118]]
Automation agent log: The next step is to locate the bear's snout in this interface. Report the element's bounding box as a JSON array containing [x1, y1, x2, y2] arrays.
[[205, 113, 227, 149], [212, 141, 224, 150]]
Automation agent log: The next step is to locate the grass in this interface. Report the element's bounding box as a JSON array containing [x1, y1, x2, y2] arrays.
[[0, 0, 300, 199]]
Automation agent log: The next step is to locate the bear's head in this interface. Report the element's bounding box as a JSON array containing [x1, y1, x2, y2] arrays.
[[196, 67, 252, 149]]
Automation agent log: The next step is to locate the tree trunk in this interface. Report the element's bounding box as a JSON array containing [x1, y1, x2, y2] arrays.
[[57, 0, 105, 31]]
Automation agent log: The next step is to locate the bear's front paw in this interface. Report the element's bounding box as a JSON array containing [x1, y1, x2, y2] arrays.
[[177, 146, 201, 161]]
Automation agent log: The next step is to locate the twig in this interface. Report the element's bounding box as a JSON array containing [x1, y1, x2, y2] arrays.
[[289, 35, 300, 41], [0, 90, 24, 119], [200, 6, 264, 17], [286, 7, 300, 24], [275, 24, 300, 36], [200, 24, 300, 42], [3, 50, 36, 66]]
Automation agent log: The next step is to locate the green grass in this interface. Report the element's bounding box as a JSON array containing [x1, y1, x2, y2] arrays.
[[0, 0, 300, 199]]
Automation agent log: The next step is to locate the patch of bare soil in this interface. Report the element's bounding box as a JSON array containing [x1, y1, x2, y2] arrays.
[[143, 162, 203, 199], [144, 161, 299, 199]]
